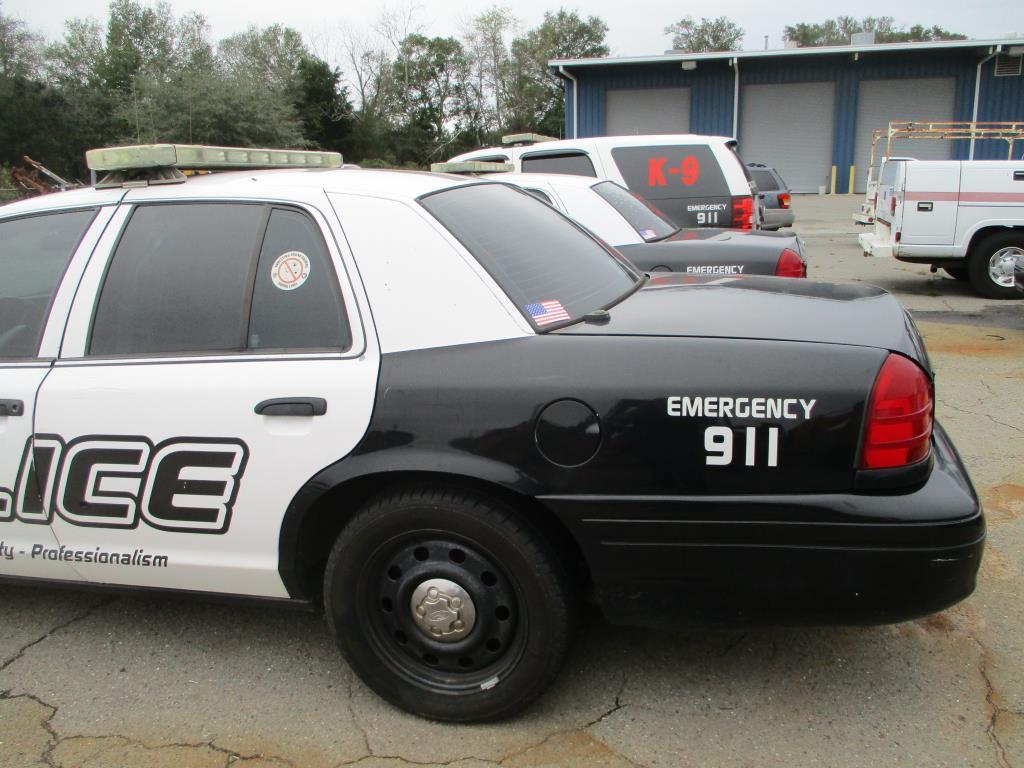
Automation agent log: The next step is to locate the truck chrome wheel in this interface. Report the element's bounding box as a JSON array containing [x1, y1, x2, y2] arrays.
[[989, 247, 1023, 288]]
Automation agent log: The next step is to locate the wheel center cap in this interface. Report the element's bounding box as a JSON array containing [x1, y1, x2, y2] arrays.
[[410, 578, 477, 642]]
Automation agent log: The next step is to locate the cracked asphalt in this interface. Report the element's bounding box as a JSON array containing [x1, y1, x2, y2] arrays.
[[2, 195, 1022, 767]]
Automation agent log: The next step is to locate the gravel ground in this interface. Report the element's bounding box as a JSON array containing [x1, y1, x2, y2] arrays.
[[2, 193, 1021, 768]]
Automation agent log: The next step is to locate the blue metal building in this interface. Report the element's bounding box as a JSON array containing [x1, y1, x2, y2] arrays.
[[551, 39, 1024, 192]]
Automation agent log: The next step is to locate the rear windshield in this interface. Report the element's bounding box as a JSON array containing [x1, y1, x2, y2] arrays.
[[879, 161, 901, 186], [750, 169, 778, 191], [612, 145, 728, 199], [591, 181, 676, 242], [420, 183, 640, 329]]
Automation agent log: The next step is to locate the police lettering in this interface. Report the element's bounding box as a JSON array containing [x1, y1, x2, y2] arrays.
[[648, 155, 700, 187], [0, 435, 248, 534], [685, 265, 744, 275], [666, 396, 816, 420]]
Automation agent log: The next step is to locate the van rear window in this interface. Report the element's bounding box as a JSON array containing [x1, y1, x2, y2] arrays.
[[420, 183, 639, 329]]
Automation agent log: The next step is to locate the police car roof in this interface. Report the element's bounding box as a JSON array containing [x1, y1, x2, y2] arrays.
[[0, 168, 481, 218]]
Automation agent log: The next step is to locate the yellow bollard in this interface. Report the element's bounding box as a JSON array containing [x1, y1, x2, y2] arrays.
[[830, 166, 837, 195], [848, 165, 855, 194]]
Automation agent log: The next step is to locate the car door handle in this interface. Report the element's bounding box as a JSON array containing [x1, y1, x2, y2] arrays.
[[917, 202, 933, 212], [0, 399, 25, 416], [254, 397, 327, 417]]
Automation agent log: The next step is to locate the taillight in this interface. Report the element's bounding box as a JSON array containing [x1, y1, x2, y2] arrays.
[[731, 195, 753, 230], [774, 248, 806, 278], [859, 354, 933, 470], [778, 192, 791, 209]]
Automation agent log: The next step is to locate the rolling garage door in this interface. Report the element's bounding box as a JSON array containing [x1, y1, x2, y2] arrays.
[[853, 78, 955, 192], [605, 88, 691, 135], [739, 82, 836, 193]]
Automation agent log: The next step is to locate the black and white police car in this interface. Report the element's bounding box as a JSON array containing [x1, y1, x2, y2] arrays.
[[1, 145, 983, 723], [433, 168, 806, 278]]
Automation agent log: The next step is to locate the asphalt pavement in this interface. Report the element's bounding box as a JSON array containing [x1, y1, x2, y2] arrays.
[[2, 194, 1021, 768]]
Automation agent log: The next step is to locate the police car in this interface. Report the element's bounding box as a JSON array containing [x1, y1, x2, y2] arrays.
[[1, 145, 983, 723], [434, 169, 806, 278]]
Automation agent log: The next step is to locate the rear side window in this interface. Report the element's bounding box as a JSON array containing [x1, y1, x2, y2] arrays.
[[590, 181, 676, 241], [248, 208, 350, 351], [750, 169, 778, 191], [0, 209, 96, 359], [90, 203, 348, 356], [521, 151, 596, 177], [420, 183, 639, 328]]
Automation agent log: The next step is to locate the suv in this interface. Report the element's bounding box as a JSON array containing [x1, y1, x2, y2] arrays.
[[448, 134, 761, 230], [1, 144, 982, 724], [746, 163, 794, 230]]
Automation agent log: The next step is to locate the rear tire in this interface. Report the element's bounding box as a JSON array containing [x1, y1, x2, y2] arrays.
[[968, 233, 1023, 299], [323, 487, 574, 722]]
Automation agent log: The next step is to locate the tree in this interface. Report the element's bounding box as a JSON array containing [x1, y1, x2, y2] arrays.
[[0, 3, 43, 79], [783, 17, 966, 47], [462, 7, 516, 138], [504, 9, 609, 136], [664, 16, 743, 52], [294, 56, 354, 151], [218, 24, 307, 90]]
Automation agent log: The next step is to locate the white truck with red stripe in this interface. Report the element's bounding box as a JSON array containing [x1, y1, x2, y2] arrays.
[[858, 159, 1024, 298]]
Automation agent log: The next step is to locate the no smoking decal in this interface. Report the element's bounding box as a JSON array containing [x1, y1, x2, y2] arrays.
[[271, 251, 311, 291]]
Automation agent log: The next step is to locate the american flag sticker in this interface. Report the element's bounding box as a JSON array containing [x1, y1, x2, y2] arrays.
[[526, 299, 570, 326]]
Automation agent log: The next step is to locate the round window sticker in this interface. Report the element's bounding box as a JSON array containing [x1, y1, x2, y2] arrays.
[[271, 251, 311, 291]]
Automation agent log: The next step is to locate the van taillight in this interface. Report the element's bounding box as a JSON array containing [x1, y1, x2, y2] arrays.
[[859, 354, 933, 470], [731, 196, 754, 230], [774, 248, 805, 277], [778, 192, 791, 209]]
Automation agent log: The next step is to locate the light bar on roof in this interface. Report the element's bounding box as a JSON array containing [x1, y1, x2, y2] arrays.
[[500, 133, 557, 145], [85, 144, 343, 172], [431, 161, 515, 174]]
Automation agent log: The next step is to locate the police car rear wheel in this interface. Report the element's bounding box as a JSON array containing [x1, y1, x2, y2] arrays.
[[323, 487, 574, 722], [969, 233, 1024, 299]]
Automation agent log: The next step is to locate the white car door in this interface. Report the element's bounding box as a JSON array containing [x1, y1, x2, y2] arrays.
[[35, 197, 379, 598], [0, 204, 118, 581]]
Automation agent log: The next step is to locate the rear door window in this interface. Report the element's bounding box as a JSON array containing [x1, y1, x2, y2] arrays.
[[420, 183, 638, 329], [0, 209, 96, 359], [521, 151, 596, 177], [611, 145, 730, 228], [89, 203, 349, 356]]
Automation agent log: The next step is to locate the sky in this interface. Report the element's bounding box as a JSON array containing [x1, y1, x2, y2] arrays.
[[7, 0, 1024, 64]]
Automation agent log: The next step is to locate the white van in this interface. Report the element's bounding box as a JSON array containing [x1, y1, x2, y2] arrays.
[[448, 134, 761, 230], [859, 159, 1024, 298]]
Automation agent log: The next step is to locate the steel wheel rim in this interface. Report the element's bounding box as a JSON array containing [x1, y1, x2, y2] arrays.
[[358, 532, 526, 692], [989, 247, 1023, 288]]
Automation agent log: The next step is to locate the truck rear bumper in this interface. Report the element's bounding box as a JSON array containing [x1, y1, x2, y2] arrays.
[[859, 231, 893, 258], [543, 423, 983, 627]]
